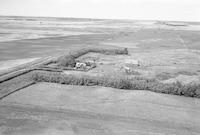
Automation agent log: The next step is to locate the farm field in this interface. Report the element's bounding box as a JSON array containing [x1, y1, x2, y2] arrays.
[[1, 82, 200, 135], [1, 16, 200, 134]]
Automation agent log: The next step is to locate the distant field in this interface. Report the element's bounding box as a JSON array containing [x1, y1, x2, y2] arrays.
[[1, 16, 200, 61]]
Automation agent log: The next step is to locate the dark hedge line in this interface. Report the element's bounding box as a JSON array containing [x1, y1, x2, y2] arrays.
[[32, 71, 200, 98]]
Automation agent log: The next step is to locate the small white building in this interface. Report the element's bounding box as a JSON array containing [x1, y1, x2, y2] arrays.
[[76, 62, 87, 69]]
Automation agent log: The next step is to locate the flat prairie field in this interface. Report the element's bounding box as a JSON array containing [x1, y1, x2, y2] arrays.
[[1, 16, 200, 135], [1, 82, 200, 135]]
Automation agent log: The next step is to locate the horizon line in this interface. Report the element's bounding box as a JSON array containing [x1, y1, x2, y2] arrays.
[[0, 14, 199, 23]]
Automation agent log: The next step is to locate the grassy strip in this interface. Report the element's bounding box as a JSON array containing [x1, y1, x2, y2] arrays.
[[0, 71, 36, 100], [0, 81, 35, 100], [39, 66, 96, 72], [0, 67, 63, 84], [31, 71, 200, 98], [34, 68, 63, 72], [0, 68, 35, 84]]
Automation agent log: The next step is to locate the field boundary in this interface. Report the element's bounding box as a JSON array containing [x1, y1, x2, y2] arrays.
[[0, 47, 128, 99], [1, 47, 200, 99]]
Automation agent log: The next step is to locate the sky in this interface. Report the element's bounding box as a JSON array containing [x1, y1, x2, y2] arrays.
[[0, 0, 200, 22]]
